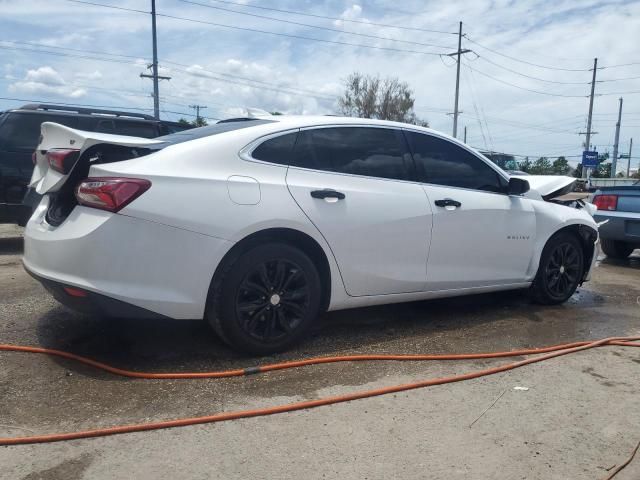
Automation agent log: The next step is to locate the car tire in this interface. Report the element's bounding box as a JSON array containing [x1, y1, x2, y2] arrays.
[[530, 232, 584, 305], [207, 243, 323, 355], [600, 239, 635, 259]]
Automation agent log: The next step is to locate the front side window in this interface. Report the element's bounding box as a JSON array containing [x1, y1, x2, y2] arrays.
[[251, 131, 298, 165], [292, 127, 411, 181], [406, 131, 505, 193]]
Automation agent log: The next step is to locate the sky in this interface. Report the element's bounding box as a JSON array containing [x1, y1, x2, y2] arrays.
[[1, 0, 639, 171]]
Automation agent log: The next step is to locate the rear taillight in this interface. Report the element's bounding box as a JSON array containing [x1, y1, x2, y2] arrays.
[[46, 148, 80, 174], [593, 194, 618, 211], [32, 151, 37, 165], [75, 177, 151, 213]]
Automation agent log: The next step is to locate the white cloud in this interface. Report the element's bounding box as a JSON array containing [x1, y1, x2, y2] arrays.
[[334, 4, 363, 26], [74, 70, 102, 81], [9, 66, 86, 98]]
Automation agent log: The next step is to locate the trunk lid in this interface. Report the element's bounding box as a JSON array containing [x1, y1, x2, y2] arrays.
[[31, 122, 165, 194]]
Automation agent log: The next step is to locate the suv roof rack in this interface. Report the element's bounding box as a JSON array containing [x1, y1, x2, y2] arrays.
[[18, 103, 156, 120]]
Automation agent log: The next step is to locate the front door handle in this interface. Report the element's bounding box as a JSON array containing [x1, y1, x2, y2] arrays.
[[434, 198, 461, 208], [310, 189, 346, 201]]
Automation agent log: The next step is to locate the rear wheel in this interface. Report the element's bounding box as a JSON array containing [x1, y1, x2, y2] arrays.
[[600, 239, 635, 259], [208, 243, 322, 355], [531, 232, 584, 305]]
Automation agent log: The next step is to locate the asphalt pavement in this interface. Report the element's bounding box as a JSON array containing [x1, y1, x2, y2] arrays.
[[1, 224, 639, 479]]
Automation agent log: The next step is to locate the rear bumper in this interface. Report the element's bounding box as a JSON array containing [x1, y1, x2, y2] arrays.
[[25, 265, 169, 319], [23, 200, 233, 319], [594, 211, 640, 244]]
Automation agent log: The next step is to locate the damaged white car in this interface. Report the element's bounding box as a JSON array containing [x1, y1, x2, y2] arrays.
[[23, 116, 598, 354]]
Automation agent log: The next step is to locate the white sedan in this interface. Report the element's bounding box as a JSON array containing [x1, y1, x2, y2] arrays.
[[24, 115, 598, 354]]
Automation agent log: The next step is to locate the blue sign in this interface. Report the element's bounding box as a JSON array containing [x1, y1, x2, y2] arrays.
[[582, 151, 599, 168]]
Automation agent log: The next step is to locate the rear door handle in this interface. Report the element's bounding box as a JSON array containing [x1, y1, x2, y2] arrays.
[[310, 189, 346, 201], [434, 198, 461, 208]]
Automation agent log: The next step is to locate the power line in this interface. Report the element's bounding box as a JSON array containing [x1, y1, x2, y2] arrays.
[[462, 62, 588, 98], [2, 40, 148, 62], [59, 0, 448, 56], [598, 74, 640, 82], [598, 90, 640, 96], [64, 0, 148, 14], [176, 0, 457, 50], [600, 62, 640, 69], [156, 12, 448, 56], [0, 40, 335, 102], [464, 36, 593, 72], [162, 61, 335, 99], [167, 65, 336, 101], [0, 44, 140, 66], [192, 0, 457, 35], [476, 55, 590, 85]]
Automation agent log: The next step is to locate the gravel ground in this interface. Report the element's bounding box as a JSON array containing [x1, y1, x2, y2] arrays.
[[0, 224, 639, 480]]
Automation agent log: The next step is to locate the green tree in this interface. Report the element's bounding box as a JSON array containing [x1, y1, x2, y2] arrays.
[[518, 157, 532, 173], [177, 116, 208, 127], [530, 157, 553, 175], [338, 72, 428, 126], [573, 164, 583, 178], [591, 162, 611, 178], [551, 156, 571, 175]]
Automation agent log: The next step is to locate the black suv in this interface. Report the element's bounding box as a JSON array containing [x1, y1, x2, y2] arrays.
[[0, 104, 191, 225]]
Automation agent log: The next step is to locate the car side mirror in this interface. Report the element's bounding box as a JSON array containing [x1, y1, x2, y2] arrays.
[[508, 177, 530, 195]]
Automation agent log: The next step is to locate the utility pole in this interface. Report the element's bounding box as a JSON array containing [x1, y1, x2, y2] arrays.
[[189, 104, 207, 125], [140, 0, 171, 119], [611, 97, 623, 178], [448, 21, 471, 139], [463, 126, 467, 143], [628, 138, 633, 177], [581, 57, 598, 179]]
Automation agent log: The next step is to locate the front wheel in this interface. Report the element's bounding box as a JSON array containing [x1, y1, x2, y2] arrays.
[[207, 243, 323, 355], [531, 233, 584, 305]]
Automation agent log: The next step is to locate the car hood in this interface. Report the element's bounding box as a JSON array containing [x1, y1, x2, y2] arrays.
[[511, 175, 576, 200]]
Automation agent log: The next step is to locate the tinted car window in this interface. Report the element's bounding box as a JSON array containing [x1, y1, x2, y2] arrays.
[[406, 131, 505, 193], [251, 132, 298, 165], [114, 120, 158, 138], [0, 112, 79, 151], [95, 119, 115, 133], [293, 127, 410, 181]]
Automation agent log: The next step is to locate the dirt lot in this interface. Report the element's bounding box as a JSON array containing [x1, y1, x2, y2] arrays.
[[1, 224, 639, 480]]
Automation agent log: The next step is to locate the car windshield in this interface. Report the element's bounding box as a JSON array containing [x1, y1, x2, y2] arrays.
[[153, 119, 275, 147]]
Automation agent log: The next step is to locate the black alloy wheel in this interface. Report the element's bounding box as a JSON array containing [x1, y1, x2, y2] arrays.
[[544, 242, 581, 298], [208, 243, 322, 355], [531, 232, 584, 305], [235, 259, 310, 342]]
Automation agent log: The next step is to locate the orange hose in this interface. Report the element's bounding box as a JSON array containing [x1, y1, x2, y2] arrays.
[[0, 336, 638, 445]]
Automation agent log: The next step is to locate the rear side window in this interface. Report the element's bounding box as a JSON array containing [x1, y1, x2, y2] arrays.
[[292, 127, 410, 181], [113, 121, 158, 138], [0, 113, 79, 151], [251, 132, 298, 165], [405, 131, 505, 193]]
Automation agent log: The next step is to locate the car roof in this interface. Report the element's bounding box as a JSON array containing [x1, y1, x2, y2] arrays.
[[6, 104, 158, 122]]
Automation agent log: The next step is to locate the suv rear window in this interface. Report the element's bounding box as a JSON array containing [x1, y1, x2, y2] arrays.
[[0, 112, 79, 151], [113, 120, 158, 138]]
